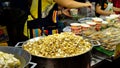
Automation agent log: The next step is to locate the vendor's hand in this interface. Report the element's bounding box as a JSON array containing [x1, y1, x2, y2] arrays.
[[110, 11, 116, 15], [85, 2, 92, 8], [62, 9, 72, 17]]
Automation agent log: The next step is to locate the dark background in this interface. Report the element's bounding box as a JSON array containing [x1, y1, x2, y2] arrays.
[[0, 0, 31, 46]]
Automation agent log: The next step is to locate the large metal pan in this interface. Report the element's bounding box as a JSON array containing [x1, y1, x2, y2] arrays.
[[20, 36, 92, 68], [0, 46, 31, 68]]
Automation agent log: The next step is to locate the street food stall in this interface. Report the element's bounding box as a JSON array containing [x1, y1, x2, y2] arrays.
[[1, 14, 120, 68]]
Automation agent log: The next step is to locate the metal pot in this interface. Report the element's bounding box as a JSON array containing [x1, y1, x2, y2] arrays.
[[0, 46, 31, 68], [31, 50, 91, 68], [21, 36, 92, 68]]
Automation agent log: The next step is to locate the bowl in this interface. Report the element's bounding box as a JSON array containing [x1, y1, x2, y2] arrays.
[[86, 21, 96, 26], [92, 17, 103, 24]]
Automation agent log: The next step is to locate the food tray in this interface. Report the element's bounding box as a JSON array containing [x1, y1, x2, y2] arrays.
[[93, 46, 114, 57], [90, 40, 113, 57]]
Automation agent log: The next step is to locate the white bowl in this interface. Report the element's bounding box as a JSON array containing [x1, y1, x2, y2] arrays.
[[86, 22, 96, 25], [70, 23, 81, 26], [102, 21, 108, 24], [92, 17, 103, 22], [80, 23, 90, 27]]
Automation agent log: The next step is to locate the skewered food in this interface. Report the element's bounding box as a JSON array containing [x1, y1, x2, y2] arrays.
[[89, 27, 120, 51], [0, 51, 21, 68]]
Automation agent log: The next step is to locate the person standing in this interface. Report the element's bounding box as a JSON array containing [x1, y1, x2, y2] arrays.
[[95, 0, 120, 17], [24, 0, 92, 38], [95, 0, 115, 17]]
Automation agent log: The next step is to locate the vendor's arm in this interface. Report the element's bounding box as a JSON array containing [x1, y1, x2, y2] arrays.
[[95, 4, 114, 16], [54, 0, 92, 8], [113, 7, 120, 12], [58, 9, 72, 17]]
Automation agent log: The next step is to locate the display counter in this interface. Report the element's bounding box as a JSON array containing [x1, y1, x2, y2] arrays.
[[61, 15, 120, 68]]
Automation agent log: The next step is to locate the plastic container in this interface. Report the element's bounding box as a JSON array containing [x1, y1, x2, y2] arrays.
[[70, 23, 81, 35]]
